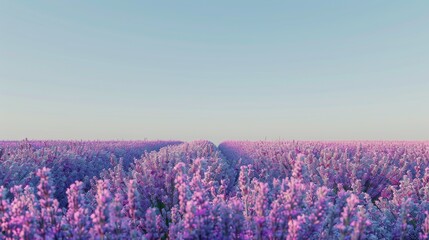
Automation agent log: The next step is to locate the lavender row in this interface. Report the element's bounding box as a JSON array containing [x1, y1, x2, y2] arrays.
[[0, 140, 182, 207], [219, 141, 429, 239]]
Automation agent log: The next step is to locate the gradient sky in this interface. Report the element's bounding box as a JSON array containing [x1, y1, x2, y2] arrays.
[[1, 1, 428, 144]]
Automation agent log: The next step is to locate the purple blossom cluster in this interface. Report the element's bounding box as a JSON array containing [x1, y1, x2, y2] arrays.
[[1, 140, 429, 239]]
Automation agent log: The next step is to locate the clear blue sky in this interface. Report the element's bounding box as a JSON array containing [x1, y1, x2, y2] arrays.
[[1, 1, 428, 143]]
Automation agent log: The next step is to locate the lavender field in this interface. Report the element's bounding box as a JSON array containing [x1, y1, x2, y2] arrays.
[[0, 140, 428, 239]]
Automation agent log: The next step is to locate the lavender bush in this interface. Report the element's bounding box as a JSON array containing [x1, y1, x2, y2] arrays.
[[1, 140, 429, 239]]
